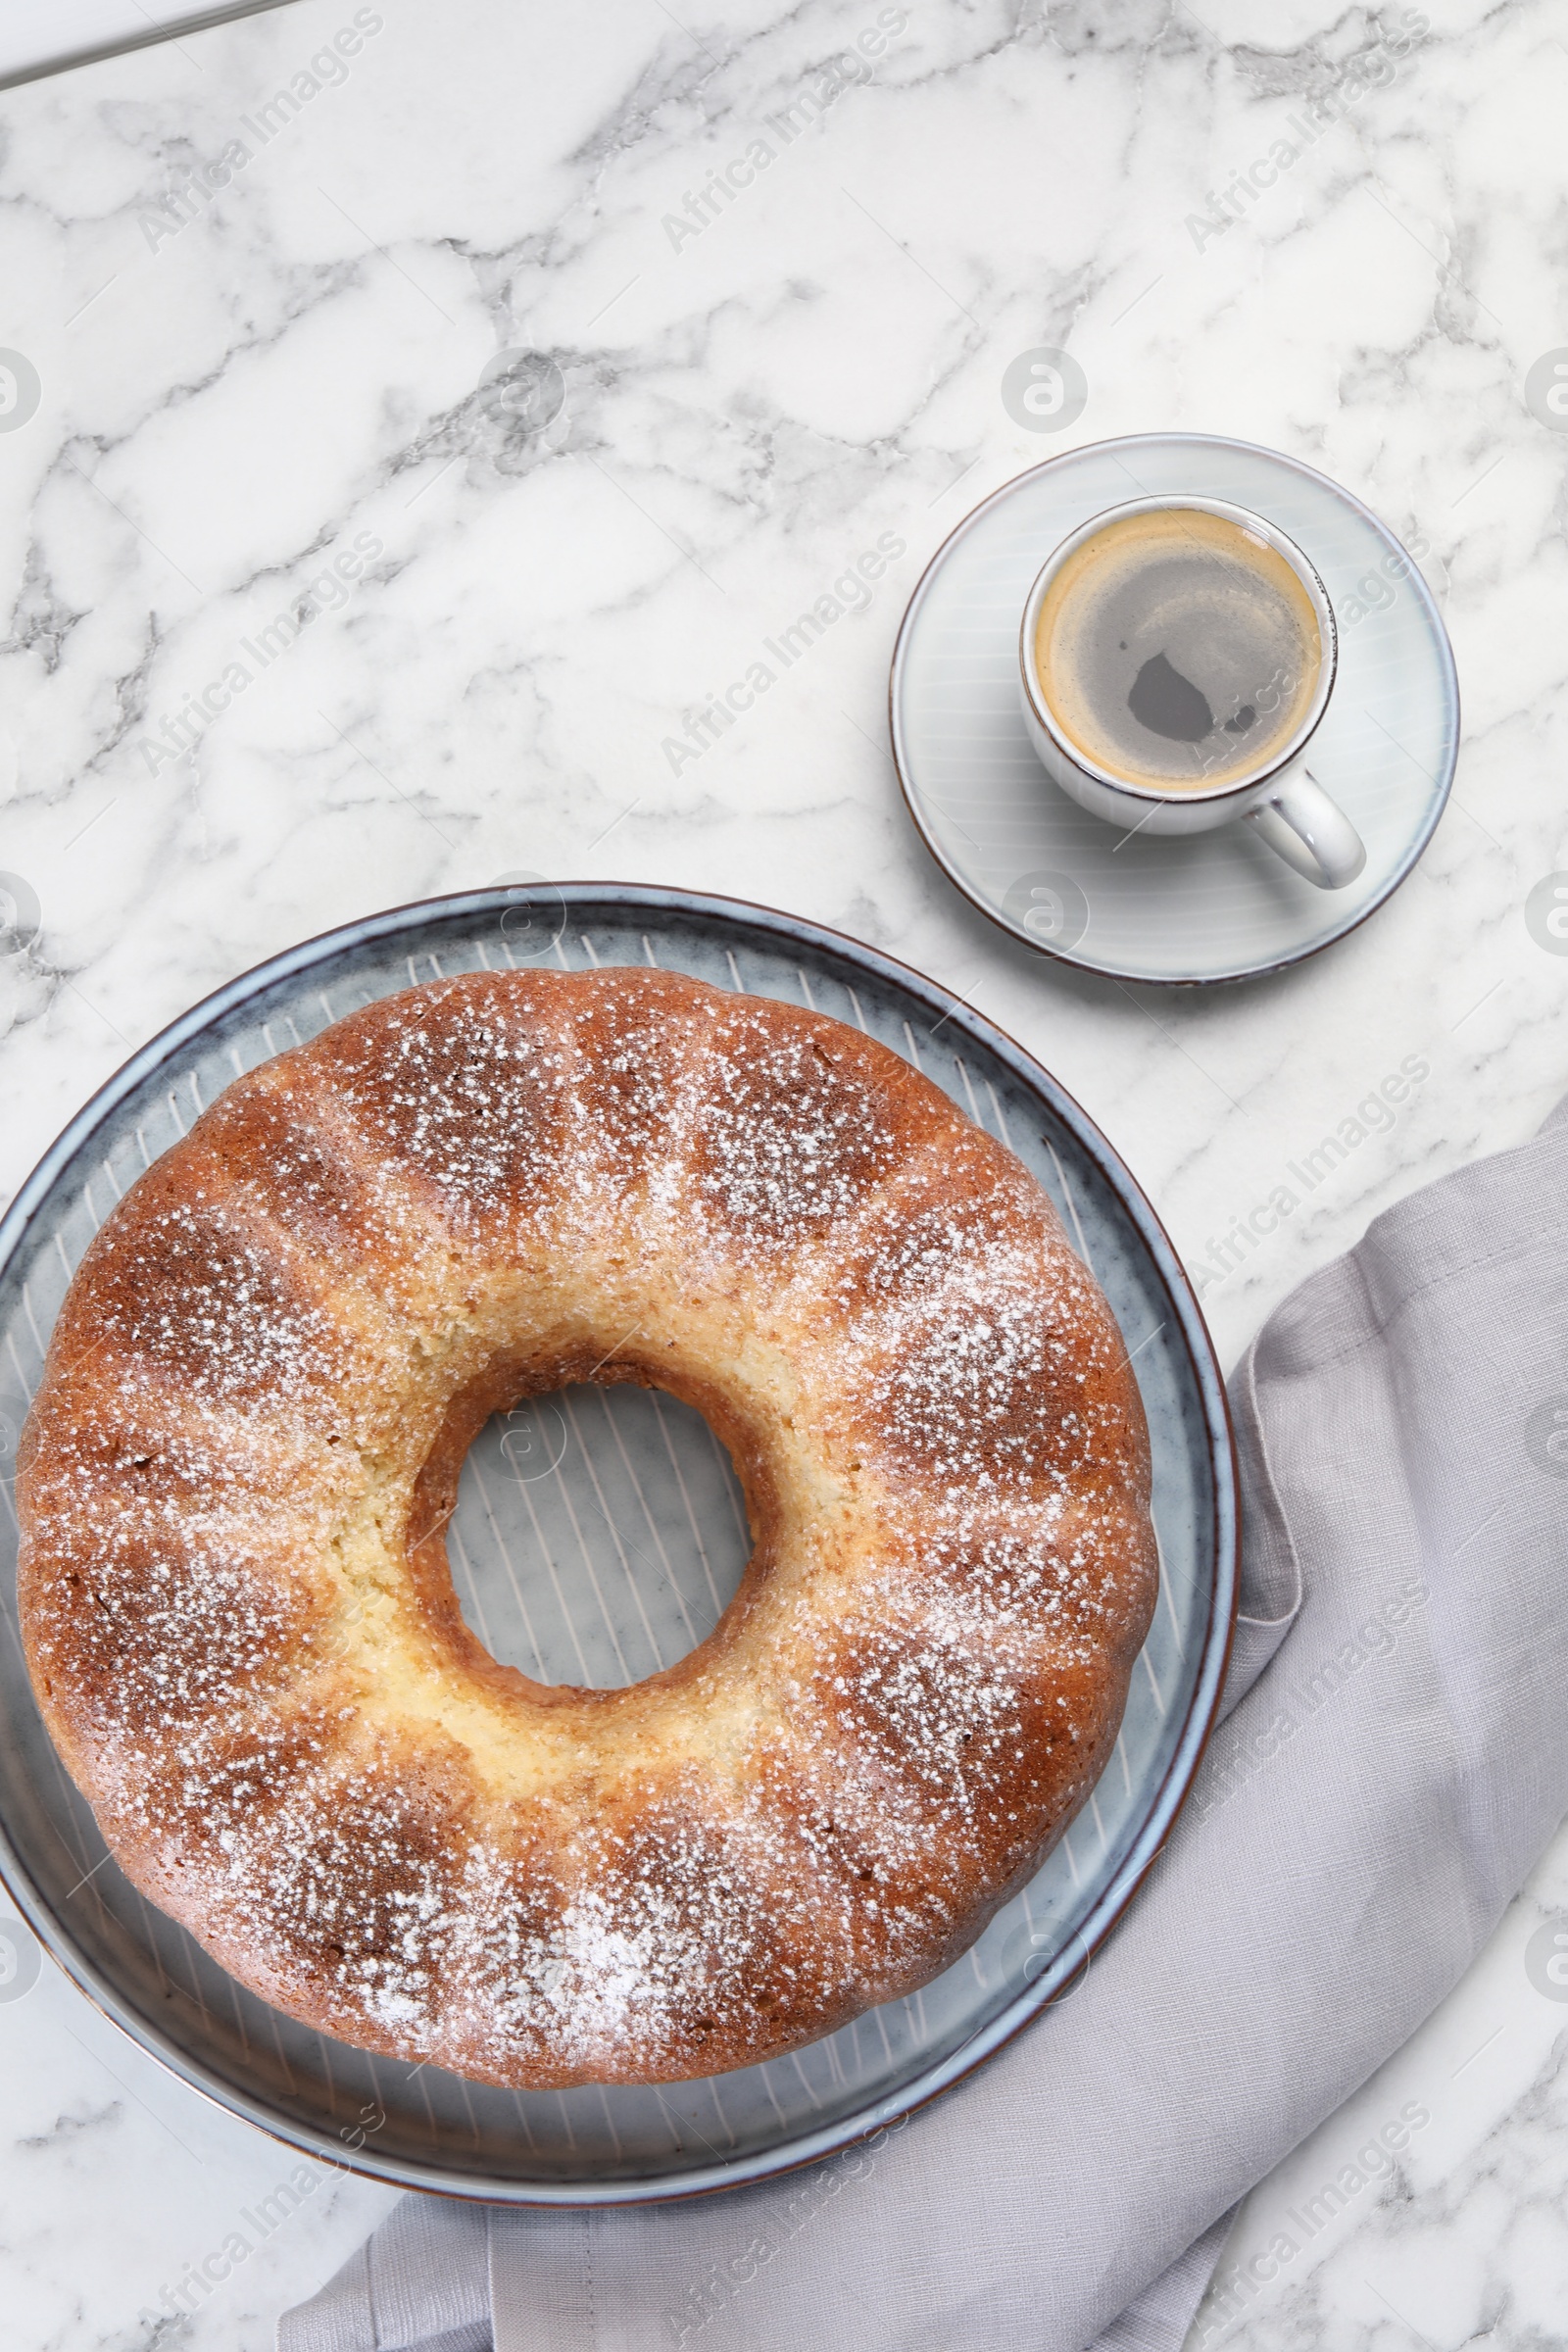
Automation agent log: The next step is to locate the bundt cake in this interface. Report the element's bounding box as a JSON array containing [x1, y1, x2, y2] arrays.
[[18, 967, 1157, 2086]]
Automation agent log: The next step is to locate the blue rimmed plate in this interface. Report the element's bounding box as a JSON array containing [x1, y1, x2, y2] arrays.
[[0, 886, 1236, 2201]]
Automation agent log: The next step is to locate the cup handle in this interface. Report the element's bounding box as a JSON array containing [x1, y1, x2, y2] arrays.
[[1243, 767, 1366, 890]]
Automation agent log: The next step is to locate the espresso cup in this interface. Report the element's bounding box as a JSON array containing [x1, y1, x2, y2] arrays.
[[1017, 495, 1365, 890]]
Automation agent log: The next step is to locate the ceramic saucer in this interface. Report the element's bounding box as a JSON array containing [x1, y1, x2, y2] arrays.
[[889, 432, 1459, 986]]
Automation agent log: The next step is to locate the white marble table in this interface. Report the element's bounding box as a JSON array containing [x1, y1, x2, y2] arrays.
[[1, 0, 1565, 2342]]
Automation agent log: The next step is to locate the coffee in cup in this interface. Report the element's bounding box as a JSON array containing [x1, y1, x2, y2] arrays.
[[1030, 507, 1325, 793], [1017, 494, 1365, 891]]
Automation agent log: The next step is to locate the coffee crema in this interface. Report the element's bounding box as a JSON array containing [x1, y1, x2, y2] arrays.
[[1032, 507, 1325, 792]]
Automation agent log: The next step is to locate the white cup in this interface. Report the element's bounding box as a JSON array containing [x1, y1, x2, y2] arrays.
[[1017, 495, 1365, 890]]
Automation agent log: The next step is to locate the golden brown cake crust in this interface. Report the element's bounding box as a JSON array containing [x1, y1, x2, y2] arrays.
[[18, 968, 1157, 2087]]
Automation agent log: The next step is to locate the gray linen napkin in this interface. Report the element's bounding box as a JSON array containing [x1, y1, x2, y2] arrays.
[[279, 1101, 1568, 2352]]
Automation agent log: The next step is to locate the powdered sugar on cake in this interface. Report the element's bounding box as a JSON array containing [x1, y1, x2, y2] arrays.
[[17, 968, 1157, 2088]]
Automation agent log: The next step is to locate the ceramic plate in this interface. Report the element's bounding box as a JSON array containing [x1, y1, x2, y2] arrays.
[[0, 887, 1237, 2202], [890, 433, 1460, 985]]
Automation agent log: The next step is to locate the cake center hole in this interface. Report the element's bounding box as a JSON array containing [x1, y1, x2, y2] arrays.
[[447, 1384, 753, 1689]]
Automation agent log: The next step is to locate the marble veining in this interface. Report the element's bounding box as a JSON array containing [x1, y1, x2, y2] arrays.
[[0, 0, 1565, 2342]]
